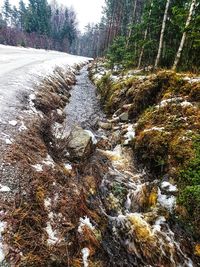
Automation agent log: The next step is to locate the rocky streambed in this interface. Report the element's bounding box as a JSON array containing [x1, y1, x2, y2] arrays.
[[0, 64, 199, 266], [52, 66, 197, 266]]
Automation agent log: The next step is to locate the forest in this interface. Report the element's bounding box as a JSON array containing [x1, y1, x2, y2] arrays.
[[81, 0, 200, 72], [0, 0, 78, 53], [0, 0, 199, 71]]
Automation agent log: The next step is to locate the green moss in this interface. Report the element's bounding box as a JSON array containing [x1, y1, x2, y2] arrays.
[[135, 130, 169, 174], [177, 135, 200, 236], [178, 135, 200, 186]]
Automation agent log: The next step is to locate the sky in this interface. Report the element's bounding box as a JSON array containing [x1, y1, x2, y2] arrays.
[[0, 0, 105, 32]]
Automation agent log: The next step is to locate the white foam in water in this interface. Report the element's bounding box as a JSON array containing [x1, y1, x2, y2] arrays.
[[161, 181, 177, 192], [158, 188, 176, 211]]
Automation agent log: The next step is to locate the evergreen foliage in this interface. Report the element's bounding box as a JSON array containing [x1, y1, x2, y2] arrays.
[[79, 0, 200, 72], [0, 0, 78, 52]]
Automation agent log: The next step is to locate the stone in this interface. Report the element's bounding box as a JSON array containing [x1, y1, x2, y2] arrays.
[[67, 126, 94, 160], [119, 112, 129, 122], [98, 121, 112, 130]]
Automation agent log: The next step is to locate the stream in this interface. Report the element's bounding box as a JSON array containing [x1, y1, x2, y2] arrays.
[[64, 66, 105, 134], [64, 67, 195, 267]]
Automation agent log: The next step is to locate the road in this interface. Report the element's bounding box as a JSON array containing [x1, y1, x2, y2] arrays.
[[0, 45, 89, 115]]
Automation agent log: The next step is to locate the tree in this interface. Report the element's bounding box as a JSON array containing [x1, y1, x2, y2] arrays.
[[154, 0, 171, 68], [172, 0, 197, 70], [18, 0, 27, 30], [2, 0, 12, 24], [137, 0, 153, 68]]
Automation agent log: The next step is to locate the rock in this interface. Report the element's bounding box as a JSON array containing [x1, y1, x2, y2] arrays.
[[122, 104, 134, 111], [119, 112, 129, 122], [67, 126, 94, 160], [98, 121, 112, 130]]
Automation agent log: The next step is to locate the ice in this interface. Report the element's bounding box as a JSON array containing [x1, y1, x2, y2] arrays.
[[84, 130, 97, 144]]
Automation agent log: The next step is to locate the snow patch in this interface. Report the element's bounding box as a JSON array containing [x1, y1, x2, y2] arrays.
[[156, 97, 183, 108], [144, 127, 165, 132], [57, 109, 63, 116], [81, 247, 90, 267], [8, 120, 18, 126], [78, 216, 95, 234], [42, 155, 55, 168], [0, 184, 11, 192], [31, 164, 43, 172], [180, 100, 193, 107], [124, 124, 135, 145], [19, 121, 27, 132], [44, 198, 51, 209], [46, 222, 58, 245], [64, 163, 72, 171], [5, 138, 13, 145], [0, 221, 6, 262]]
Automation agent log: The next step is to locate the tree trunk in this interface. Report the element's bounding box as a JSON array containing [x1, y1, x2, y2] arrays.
[[126, 0, 138, 48], [172, 0, 196, 70], [154, 0, 171, 69], [137, 0, 153, 69]]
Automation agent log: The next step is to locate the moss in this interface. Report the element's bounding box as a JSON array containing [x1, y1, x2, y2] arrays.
[[135, 130, 169, 174], [177, 135, 200, 237]]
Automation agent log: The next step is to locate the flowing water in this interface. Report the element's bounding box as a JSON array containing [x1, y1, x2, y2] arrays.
[[64, 67, 195, 267], [64, 66, 105, 134]]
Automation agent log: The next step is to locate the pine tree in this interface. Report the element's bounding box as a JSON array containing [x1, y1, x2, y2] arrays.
[[2, 0, 12, 24], [173, 0, 197, 70], [19, 0, 27, 31]]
